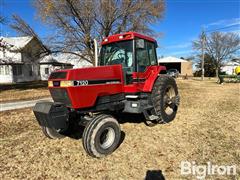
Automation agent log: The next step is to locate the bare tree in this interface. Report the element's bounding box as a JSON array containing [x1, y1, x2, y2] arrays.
[[0, 15, 5, 24], [0, 0, 6, 24], [231, 58, 240, 64], [34, 0, 165, 64], [11, 14, 39, 37], [10, 14, 50, 55], [193, 31, 240, 77]]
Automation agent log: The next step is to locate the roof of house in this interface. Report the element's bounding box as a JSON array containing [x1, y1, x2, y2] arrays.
[[0, 58, 24, 65], [223, 61, 240, 66], [39, 53, 92, 68], [158, 56, 189, 63], [0, 36, 33, 51]]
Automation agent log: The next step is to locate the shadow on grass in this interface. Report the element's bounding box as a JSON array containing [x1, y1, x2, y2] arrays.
[[113, 113, 145, 124], [145, 170, 165, 180], [65, 113, 130, 150], [66, 113, 147, 141], [192, 77, 218, 82], [0, 81, 48, 91]]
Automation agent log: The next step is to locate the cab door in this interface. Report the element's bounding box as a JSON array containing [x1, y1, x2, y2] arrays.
[[135, 39, 158, 73]]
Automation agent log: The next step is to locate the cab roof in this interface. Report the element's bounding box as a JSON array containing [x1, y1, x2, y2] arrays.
[[101, 32, 156, 45]]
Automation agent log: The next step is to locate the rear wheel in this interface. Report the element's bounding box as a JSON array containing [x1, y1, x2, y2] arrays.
[[148, 75, 180, 125], [82, 114, 121, 158]]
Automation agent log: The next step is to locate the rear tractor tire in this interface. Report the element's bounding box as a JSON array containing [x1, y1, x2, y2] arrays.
[[82, 114, 121, 158], [147, 75, 180, 126]]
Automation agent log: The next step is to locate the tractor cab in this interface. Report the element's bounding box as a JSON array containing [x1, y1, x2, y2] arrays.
[[100, 32, 158, 84]]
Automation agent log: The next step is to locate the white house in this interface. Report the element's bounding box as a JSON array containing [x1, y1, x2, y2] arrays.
[[0, 36, 92, 83], [221, 61, 240, 75], [52, 53, 92, 68], [39, 53, 92, 80], [0, 36, 45, 83]]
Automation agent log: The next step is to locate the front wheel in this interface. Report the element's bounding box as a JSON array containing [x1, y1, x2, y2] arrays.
[[82, 114, 121, 158], [41, 126, 66, 139], [150, 75, 180, 125]]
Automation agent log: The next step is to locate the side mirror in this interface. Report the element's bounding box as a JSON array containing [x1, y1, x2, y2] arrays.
[[136, 39, 145, 49]]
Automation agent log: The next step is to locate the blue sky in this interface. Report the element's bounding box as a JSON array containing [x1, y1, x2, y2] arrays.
[[1, 0, 240, 58]]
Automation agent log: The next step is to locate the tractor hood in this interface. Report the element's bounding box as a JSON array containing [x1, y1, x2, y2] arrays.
[[49, 64, 124, 82], [48, 65, 124, 109]]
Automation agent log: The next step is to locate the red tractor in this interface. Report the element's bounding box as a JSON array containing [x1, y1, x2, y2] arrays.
[[33, 32, 180, 158]]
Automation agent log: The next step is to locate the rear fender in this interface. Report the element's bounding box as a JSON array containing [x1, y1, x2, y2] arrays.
[[142, 66, 166, 92]]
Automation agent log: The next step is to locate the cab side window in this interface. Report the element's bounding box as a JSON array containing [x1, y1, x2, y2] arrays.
[[136, 46, 149, 72], [147, 41, 157, 65], [136, 39, 157, 72]]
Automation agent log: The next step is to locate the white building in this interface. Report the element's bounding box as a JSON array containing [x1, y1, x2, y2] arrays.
[[221, 61, 240, 75], [0, 36, 44, 83], [39, 53, 92, 80], [158, 56, 193, 76], [0, 36, 92, 83]]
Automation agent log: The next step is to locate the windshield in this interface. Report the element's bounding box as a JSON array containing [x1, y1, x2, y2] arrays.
[[100, 40, 133, 68], [168, 69, 177, 72]]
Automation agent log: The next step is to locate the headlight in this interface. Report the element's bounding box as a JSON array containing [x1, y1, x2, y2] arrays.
[[60, 81, 74, 87], [48, 81, 53, 87]]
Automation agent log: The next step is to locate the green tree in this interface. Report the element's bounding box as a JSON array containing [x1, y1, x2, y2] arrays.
[[194, 54, 216, 77]]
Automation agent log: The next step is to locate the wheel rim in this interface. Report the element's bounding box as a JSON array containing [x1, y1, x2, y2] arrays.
[[164, 85, 176, 115], [99, 127, 116, 149]]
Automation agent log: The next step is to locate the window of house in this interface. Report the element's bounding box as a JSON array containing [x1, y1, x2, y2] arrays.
[[5, 65, 10, 75], [0, 66, 4, 75], [0, 65, 10, 75], [28, 65, 33, 76], [45, 68, 49, 75], [13, 65, 23, 76]]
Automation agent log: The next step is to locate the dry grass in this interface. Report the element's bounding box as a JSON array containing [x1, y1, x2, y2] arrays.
[[0, 80, 239, 179], [0, 82, 49, 103], [0, 88, 50, 103]]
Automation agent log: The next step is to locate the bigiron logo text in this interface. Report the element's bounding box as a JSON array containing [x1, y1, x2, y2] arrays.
[[180, 161, 237, 179]]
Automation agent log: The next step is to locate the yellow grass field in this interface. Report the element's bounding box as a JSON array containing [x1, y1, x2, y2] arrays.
[[0, 79, 239, 179]]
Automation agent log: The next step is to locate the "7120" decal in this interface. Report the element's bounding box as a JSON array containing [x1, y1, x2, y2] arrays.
[[74, 80, 89, 86]]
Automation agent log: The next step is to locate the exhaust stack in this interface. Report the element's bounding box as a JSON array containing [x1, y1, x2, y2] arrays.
[[94, 39, 98, 67]]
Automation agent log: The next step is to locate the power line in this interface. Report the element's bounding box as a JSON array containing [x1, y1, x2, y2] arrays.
[[205, 24, 240, 33]]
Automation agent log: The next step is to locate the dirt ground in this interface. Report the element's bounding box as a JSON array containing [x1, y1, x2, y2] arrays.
[[0, 81, 49, 103], [0, 79, 239, 179]]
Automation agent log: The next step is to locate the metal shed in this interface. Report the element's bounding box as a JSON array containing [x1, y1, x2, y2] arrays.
[[158, 56, 193, 76]]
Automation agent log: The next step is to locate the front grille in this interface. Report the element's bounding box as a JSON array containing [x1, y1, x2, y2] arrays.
[[53, 81, 60, 87], [49, 88, 72, 106], [49, 72, 67, 79]]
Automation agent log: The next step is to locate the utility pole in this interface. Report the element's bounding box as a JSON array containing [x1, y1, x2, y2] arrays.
[[201, 30, 206, 81]]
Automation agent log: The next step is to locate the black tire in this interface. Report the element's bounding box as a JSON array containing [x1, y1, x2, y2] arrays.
[[82, 114, 121, 158], [41, 126, 65, 139], [151, 75, 180, 124]]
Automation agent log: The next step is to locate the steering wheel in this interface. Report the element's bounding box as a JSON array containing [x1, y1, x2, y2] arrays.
[[118, 53, 125, 60]]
